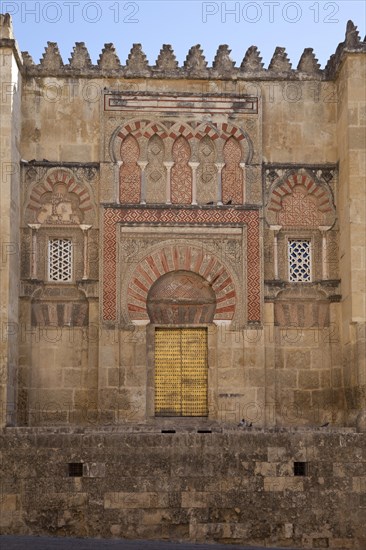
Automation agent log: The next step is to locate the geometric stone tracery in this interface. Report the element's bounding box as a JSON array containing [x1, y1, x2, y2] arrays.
[[127, 244, 235, 321], [279, 187, 322, 227], [102, 207, 261, 324], [48, 238, 73, 282], [147, 270, 217, 324], [25, 168, 93, 225], [170, 136, 192, 204], [119, 134, 141, 203], [146, 134, 166, 203], [266, 172, 335, 227], [288, 239, 311, 282], [222, 136, 243, 204], [197, 135, 217, 204]]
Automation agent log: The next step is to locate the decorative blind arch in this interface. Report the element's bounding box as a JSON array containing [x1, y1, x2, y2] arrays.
[[25, 168, 93, 225], [147, 270, 216, 324], [266, 172, 335, 227], [126, 244, 236, 322], [222, 137, 243, 204], [119, 134, 141, 203]]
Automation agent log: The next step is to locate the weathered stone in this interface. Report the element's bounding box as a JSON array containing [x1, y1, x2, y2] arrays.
[[69, 42, 93, 69], [297, 48, 322, 74], [39, 41, 63, 69], [125, 43, 150, 76], [154, 44, 178, 72], [268, 46, 292, 73], [183, 44, 209, 76], [240, 46, 265, 72], [97, 43, 121, 70], [356, 409, 366, 432], [212, 45, 235, 76]]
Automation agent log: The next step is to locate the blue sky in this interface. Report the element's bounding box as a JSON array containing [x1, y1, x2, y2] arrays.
[[1, 0, 365, 68]]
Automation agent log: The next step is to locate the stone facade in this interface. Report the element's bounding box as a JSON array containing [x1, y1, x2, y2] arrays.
[[1, 426, 366, 549], [0, 12, 365, 547]]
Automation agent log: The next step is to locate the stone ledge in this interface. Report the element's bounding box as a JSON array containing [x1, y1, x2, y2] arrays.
[[1, 424, 358, 436]]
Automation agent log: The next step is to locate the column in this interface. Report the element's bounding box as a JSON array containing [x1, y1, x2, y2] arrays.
[[188, 161, 199, 205], [269, 225, 282, 280], [80, 225, 92, 280], [137, 161, 148, 205], [319, 226, 331, 280], [163, 161, 173, 204], [28, 224, 41, 280], [240, 162, 246, 204], [216, 162, 224, 205], [116, 161, 122, 202]]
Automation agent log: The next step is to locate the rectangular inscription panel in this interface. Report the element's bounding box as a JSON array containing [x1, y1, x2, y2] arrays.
[[104, 93, 258, 114]]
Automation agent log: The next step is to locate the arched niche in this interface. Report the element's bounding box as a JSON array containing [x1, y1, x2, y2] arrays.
[[147, 270, 216, 324]]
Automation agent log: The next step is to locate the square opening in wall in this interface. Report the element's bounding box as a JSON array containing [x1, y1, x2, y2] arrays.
[[294, 461, 308, 476], [68, 463, 83, 477]]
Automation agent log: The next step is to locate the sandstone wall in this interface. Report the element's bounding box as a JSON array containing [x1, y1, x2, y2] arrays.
[[1, 14, 365, 430], [336, 54, 366, 418], [0, 15, 22, 428], [0, 428, 365, 549]]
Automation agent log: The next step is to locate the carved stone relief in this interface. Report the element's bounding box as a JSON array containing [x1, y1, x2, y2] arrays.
[[119, 135, 141, 203], [23, 166, 97, 227], [170, 137, 192, 204], [196, 136, 217, 204], [145, 134, 166, 203], [222, 137, 243, 204]]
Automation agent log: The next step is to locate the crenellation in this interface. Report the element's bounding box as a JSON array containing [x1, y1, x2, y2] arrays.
[[125, 43, 150, 77], [325, 20, 366, 77], [345, 20, 363, 48], [0, 17, 364, 80], [0, 11, 12, 38], [69, 42, 93, 70], [183, 44, 209, 77], [21, 50, 35, 67], [297, 48, 322, 75], [39, 41, 63, 70], [154, 44, 179, 72], [97, 43, 121, 71], [268, 46, 292, 74], [240, 45, 265, 73], [212, 44, 236, 76]]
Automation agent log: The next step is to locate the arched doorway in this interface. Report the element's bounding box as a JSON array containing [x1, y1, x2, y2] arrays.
[[147, 271, 216, 417]]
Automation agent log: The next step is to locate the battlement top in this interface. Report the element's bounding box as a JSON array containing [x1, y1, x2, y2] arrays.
[[1, 14, 365, 80]]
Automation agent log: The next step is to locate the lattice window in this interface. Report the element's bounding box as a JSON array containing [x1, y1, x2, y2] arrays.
[[288, 239, 311, 282], [48, 238, 73, 282]]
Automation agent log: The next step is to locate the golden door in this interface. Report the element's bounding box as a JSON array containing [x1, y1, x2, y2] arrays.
[[154, 328, 208, 417]]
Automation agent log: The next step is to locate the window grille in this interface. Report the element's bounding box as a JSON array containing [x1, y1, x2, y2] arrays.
[[288, 239, 311, 282], [48, 238, 72, 282]]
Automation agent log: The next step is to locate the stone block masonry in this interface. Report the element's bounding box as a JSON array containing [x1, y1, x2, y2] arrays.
[[0, 427, 365, 549]]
